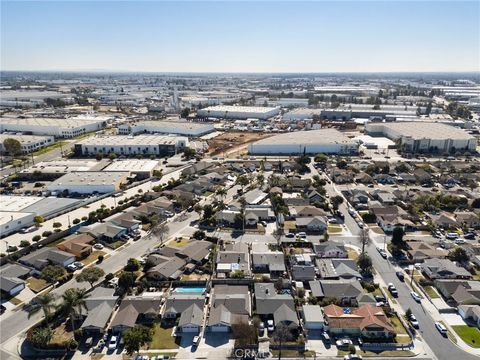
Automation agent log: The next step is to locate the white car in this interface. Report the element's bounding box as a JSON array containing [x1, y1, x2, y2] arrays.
[[267, 319, 274, 331], [435, 322, 448, 335], [66, 264, 77, 272], [411, 291, 421, 302], [409, 314, 419, 328], [336, 338, 353, 347], [93, 243, 104, 250], [192, 335, 200, 345], [73, 261, 85, 269], [108, 335, 118, 351], [344, 355, 363, 360]]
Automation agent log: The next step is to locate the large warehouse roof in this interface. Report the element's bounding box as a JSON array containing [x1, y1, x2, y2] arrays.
[[199, 105, 279, 113], [50, 171, 129, 186], [77, 134, 184, 146], [370, 122, 475, 140], [251, 129, 355, 146], [0, 117, 105, 129]]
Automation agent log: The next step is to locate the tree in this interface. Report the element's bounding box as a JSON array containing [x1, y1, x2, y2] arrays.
[[3, 138, 22, 157], [118, 271, 136, 293], [20, 240, 31, 248], [152, 219, 169, 240], [357, 253, 373, 274], [330, 195, 344, 211], [359, 228, 370, 254], [30, 326, 53, 348], [52, 222, 62, 229], [236, 175, 249, 186], [33, 215, 44, 227], [180, 107, 190, 118], [122, 325, 153, 355], [193, 230, 206, 240], [406, 308, 412, 319], [61, 288, 89, 331], [124, 258, 141, 272], [272, 323, 293, 359], [76, 267, 105, 288], [391, 227, 405, 249], [27, 294, 57, 326], [183, 148, 196, 159], [231, 323, 257, 347], [108, 153, 117, 160], [41, 265, 66, 283], [202, 204, 214, 220], [314, 153, 328, 164], [336, 159, 348, 169], [449, 247, 469, 263]]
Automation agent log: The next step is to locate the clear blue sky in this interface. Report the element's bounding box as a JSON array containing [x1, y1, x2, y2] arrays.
[[1, 1, 479, 73]]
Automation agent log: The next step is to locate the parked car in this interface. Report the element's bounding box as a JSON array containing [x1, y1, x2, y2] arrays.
[[388, 283, 398, 297], [108, 335, 118, 351], [344, 355, 363, 360], [374, 295, 386, 303], [193, 335, 200, 345], [297, 232, 307, 238], [411, 291, 421, 302], [93, 243, 104, 250], [409, 314, 419, 329], [66, 264, 77, 272], [464, 232, 476, 240], [267, 319, 274, 331], [259, 322, 265, 331], [336, 338, 353, 348], [73, 262, 85, 269], [446, 233, 459, 240], [396, 271, 405, 281], [322, 331, 330, 343], [379, 250, 388, 259], [435, 322, 448, 336], [285, 233, 295, 238]]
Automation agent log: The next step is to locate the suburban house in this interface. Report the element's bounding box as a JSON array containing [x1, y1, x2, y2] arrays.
[[147, 257, 186, 280], [313, 242, 348, 258], [421, 259, 472, 280], [216, 243, 250, 277], [458, 305, 480, 328], [207, 285, 250, 332], [290, 205, 327, 219], [57, 233, 94, 259], [302, 305, 325, 330], [177, 303, 204, 334], [163, 293, 206, 319], [316, 259, 361, 280], [0, 263, 32, 296], [20, 247, 75, 270], [454, 211, 480, 228], [109, 212, 141, 232], [80, 287, 119, 335], [251, 251, 286, 279], [434, 280, 480, 306], [216, 209, 240, 226], [323, 304, 395, 339], [406, 241, 448, 263], [309, 280, 367, 306], [295, 216, 327, 233], [291, 265, 316, 281], [81, 222, 127, 243], [254, 283, 298, 330], [110, 294, 162, 334]]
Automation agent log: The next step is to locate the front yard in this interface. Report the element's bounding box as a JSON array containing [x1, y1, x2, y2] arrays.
[[147, 323, 179, 350], [81, 250, 106, 265], [452, 325, 480, 348], [422, 285, 440, 299], [26, 277, 49, 293], [327, 224, 343, 234], [168, 237, 190, 248]]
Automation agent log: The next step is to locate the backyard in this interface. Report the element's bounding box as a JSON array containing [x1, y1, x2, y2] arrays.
[[26, 277, 49, 293]]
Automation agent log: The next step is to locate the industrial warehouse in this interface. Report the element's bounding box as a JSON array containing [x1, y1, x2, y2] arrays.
[[248, 129, 358, 155], [74, 134, 189, 156], [118, 120, 215, 137], [47, 171, 130, 194], [0, 117, 107, 138], [197, 105, 280, 120], [0, 134, 54, 154], [365, 122, 477, 154]]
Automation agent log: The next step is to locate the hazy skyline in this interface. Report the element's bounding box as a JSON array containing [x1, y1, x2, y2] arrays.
[[1, 1, 479, 73]]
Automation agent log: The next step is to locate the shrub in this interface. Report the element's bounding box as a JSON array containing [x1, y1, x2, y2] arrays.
[[20, 240, 31, 248], [32, 235, 41, 242], [42, 231, 52, 238], [72, 218, 80, 225]]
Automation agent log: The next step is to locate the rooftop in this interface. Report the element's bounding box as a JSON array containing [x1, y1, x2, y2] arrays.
[[76, 134, 186, 146], [251, 129, 356, 145], [49, 171, 129, 186], [369, 122, 475, 140]]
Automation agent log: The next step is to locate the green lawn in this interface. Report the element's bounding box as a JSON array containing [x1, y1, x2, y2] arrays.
[[422, 285, 440, 299], [148, 324, 179, 350], [390, 315, 408, 336], [33, 141, 69, 156], [452, 325, 480, 348], [81, 250, 106, 265], [339, 350, 415, 357], [26, 277, 49, 293], [328, 224, 343, 234], [167, 237, 190, 248], [347, 248, 359, 260], [9, 297, 22, 306]]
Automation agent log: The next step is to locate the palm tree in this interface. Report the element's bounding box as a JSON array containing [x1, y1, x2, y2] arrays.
[[215, 187, 227, 208], [27, 293, 57, 327], [61, 288, 90, 331]]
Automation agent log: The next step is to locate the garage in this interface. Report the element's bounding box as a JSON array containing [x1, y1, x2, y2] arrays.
[[302, 305, 324, 330]]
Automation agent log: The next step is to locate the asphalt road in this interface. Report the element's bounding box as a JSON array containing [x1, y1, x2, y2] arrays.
[[320, 169, 479, 360]]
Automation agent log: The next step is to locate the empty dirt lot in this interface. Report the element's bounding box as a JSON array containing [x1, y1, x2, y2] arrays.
[[207, 132, 273, 158]]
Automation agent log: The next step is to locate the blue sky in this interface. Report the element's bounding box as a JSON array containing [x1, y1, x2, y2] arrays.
[[1, 1, 479, 72]]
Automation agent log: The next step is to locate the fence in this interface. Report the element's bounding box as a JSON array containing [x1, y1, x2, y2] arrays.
[[362, 341, 414, 351]]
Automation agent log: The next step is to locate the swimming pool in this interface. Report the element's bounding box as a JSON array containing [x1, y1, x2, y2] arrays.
[[173, 287, 206, 293]]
